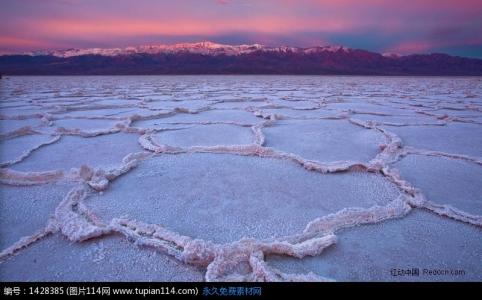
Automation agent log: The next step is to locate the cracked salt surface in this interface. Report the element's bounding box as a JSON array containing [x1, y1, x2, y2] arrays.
[[0, 235, 204, 281], [393, 155, 482, 215], [53, 118, 121, 131], [257, 108, 339, 119], [174, 110, 260, 124], [0, 119, 44, 135], [149, 124, 254, 147], [354, 114, 445, 126], [0, 134, 57, 166], [264, 119, 386, 163], [87, 153, 399, 243], [0, 183, 74, 249], [0, 75, 481, 282], [10, 133, 143, 172], [267, 210, 482, 281], [382, 123, 482, 157], [55, 107, 158, 118]]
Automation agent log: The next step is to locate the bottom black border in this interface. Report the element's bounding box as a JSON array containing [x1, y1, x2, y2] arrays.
[[1, 282, 480, 299]]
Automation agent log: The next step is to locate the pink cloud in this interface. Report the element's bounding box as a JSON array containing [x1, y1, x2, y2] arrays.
[[16, 15, 354, 40], [0, 36, 65, 53], [386, 41, 434, 55], [387, 36, 482, 55]]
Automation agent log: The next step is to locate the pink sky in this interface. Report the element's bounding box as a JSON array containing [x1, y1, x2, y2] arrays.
[[0, 0, 481, 57]]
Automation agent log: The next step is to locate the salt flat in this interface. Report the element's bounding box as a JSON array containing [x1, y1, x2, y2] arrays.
[[0, 75, 481, 282]]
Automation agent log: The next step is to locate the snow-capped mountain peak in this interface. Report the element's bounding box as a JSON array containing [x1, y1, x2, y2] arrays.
[[24, 41, 354, 58]]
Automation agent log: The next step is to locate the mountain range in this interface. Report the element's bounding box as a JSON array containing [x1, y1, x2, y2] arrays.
[[1, 41, 481, 75]]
